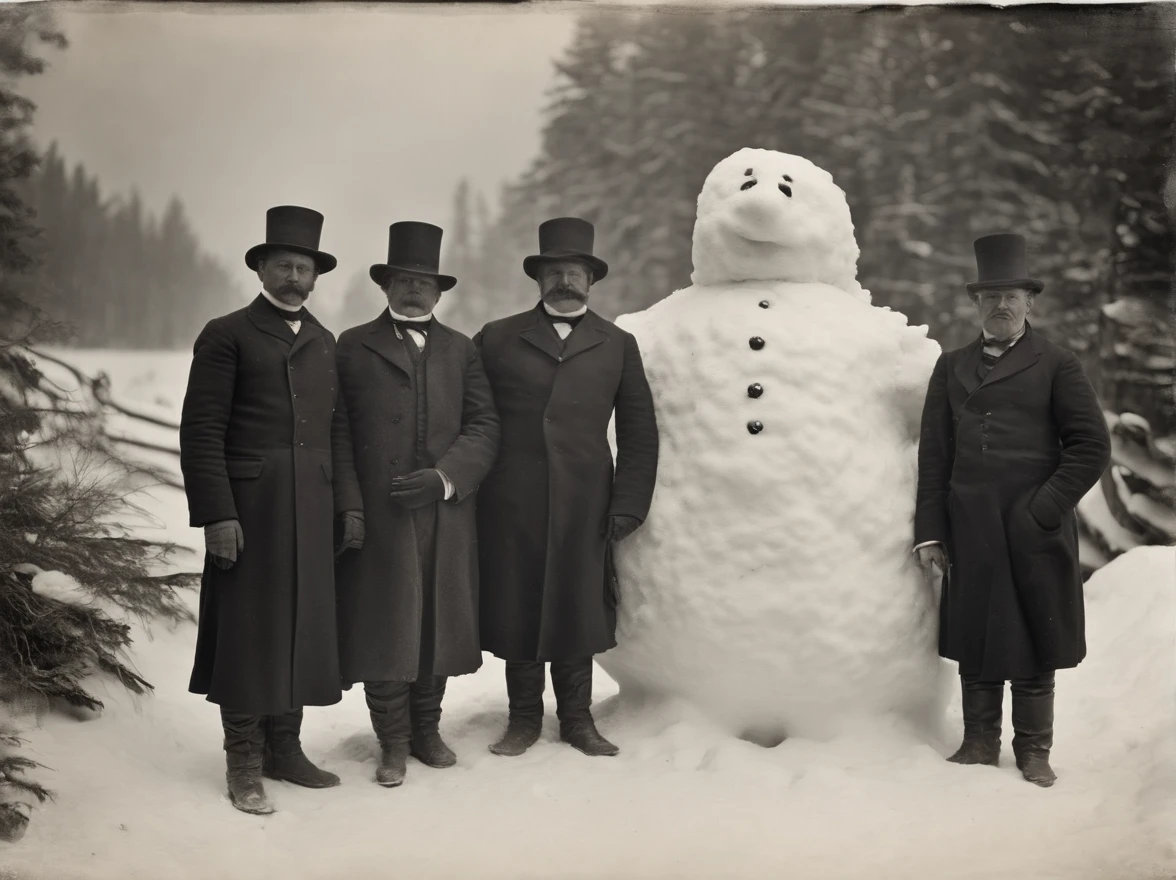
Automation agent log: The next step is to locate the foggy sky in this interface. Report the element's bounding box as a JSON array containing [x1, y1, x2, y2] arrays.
[[22, 3, 579, 315]]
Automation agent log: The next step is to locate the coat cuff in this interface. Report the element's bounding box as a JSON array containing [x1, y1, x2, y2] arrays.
[[437, 469, 455, 501], [912, 540, 943, 554]]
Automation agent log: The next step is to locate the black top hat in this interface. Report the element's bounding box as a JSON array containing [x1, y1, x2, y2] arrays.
[[966, 233, 1044, 294], [523, 217, 609, 282], [370, 222, 457, 291], [244, 205, 337, 274]]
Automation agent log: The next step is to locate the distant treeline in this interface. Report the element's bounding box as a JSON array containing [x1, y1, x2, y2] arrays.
[[16, 143, 240, 349], [439, 4, 1173, 370]]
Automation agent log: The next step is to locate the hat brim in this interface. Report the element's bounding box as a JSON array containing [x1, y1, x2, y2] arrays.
[[523, 252, 608, 282], [966, 278, 1044, 294], [369, 263, 457, 292], [245, 243, 337, 274]]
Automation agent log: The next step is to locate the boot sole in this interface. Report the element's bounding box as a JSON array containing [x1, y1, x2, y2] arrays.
[[411, 751, 457, 768], [263, 772, 341, 789], [563, 741, 619, 757], [228, 795, 275, 815], [376, 778, 405, 788], [488, 744, 535, 757]]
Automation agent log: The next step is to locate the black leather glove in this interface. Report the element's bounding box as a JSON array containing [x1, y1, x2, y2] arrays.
[[389, 469, 446, 509], [607, 514, 642, 543], [336, 510, 365, 558], [205, 519, 244, 570]]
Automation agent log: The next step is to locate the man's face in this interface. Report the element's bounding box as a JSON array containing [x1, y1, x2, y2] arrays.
[[538, 260, 592, 313], [973, 286, 1034, 341], [258, 249, 318, 306], [384, 270, 441, 318]]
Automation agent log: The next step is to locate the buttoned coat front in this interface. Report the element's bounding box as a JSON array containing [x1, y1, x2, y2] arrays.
[[331, 311, 500, 684], [180, 294, 342, 715], [474, 305, 659, 662], [914, 324, 1111, 680]]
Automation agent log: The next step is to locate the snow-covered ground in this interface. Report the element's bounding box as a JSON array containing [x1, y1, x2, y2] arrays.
[[4, 350, 1175, 880]]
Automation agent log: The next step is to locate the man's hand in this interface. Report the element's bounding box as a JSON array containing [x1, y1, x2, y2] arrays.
[[205, 519, 244, 570], [389, 469, 446, 509], [916, 543, 948, 578], [607, 514, 642, 543], [336, 510, 365, 558]]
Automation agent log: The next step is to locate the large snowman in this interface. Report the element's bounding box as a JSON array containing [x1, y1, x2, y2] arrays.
[[599, 148, 949, 743]]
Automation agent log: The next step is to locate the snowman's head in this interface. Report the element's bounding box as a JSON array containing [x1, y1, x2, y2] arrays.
[[690, 148, 867, 299]]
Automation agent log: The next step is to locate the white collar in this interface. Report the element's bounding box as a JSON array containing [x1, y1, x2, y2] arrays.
[[542, 301, 587, 319], [388, 306, 433, 323], [260, 289, 304, 313]]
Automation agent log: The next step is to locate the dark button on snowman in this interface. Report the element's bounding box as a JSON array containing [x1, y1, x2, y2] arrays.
[[600, 147, 947, 743]]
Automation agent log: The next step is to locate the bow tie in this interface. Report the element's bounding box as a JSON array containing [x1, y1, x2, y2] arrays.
[[983, 335, 1017, 352], [391, 318, 430, 333], [549, 314, 582, 327], [268, 303, 307, 323]]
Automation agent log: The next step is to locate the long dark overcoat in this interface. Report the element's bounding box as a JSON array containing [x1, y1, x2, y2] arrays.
[[332, 311, 500, 684], [179, 294, 342, 715], [475, 304, 659, 662], [914, 323, 1111, 681]]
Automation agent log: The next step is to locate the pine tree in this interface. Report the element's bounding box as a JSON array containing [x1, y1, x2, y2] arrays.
[[0, 7, 198, 842]]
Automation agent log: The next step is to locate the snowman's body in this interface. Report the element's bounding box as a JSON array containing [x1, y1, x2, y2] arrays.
[[598, 149, 946, 740]]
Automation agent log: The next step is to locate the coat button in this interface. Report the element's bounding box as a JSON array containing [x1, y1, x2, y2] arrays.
[[749, 337, 765, 350], [748, 420, 764, 434], [748, 383, 764, 399], [391, 459, 398, 465], [759, 300, 771, 309], [557, 356, 563, 363]]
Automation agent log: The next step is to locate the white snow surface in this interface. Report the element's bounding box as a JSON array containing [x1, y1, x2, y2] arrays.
[[5, 351, 1175, 880], [690, 148, 869, 301], [602, 280, 946, 742]]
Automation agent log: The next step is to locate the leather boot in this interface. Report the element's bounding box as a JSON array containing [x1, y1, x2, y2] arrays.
[[366, 681, 412, 787], [1012, 674, 1057, 787], [553, 659, 618, 757], [262, 709, 340, 788], [410, 676, 456, 768], [222, 710, 274, 815], [947, 677, 1002, 766], [489, 661, 545, 757]]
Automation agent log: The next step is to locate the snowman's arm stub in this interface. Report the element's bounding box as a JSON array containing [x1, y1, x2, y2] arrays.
[[892, 325, 942, 440], [608, 331, 660, 523], [914, 353, 953, 546]]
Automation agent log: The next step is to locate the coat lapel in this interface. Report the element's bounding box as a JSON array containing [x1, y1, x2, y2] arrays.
[[247, 294, 297, 347], [289, 314, 324, 359], [559, 311, 608, 362], [519, 308, 563, 362], [423, 320, 453, 361], [978, 324, 1041, 391], [362, 314, 413, 377], [954, 338, 984, 398]]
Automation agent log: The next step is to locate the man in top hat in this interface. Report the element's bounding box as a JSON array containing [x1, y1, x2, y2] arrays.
[[914, 232, 1110, 787], [180, 205, 358, 815], [474, 217, 659, 758], [331, 221, 499, 787]]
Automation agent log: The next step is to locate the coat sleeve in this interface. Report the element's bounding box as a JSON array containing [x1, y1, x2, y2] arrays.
[[331, 340, 364, 516], [914, 353, 954, 546], [1031, 350, 1112, 523], [435, 342, 501, 502], [608, 332, 659, 521], [179, 319, 239, 527]]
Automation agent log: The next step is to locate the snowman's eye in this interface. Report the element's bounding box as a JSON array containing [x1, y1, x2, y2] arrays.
[[783, 174, 793, 183], [744, 168, 754, 176]]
